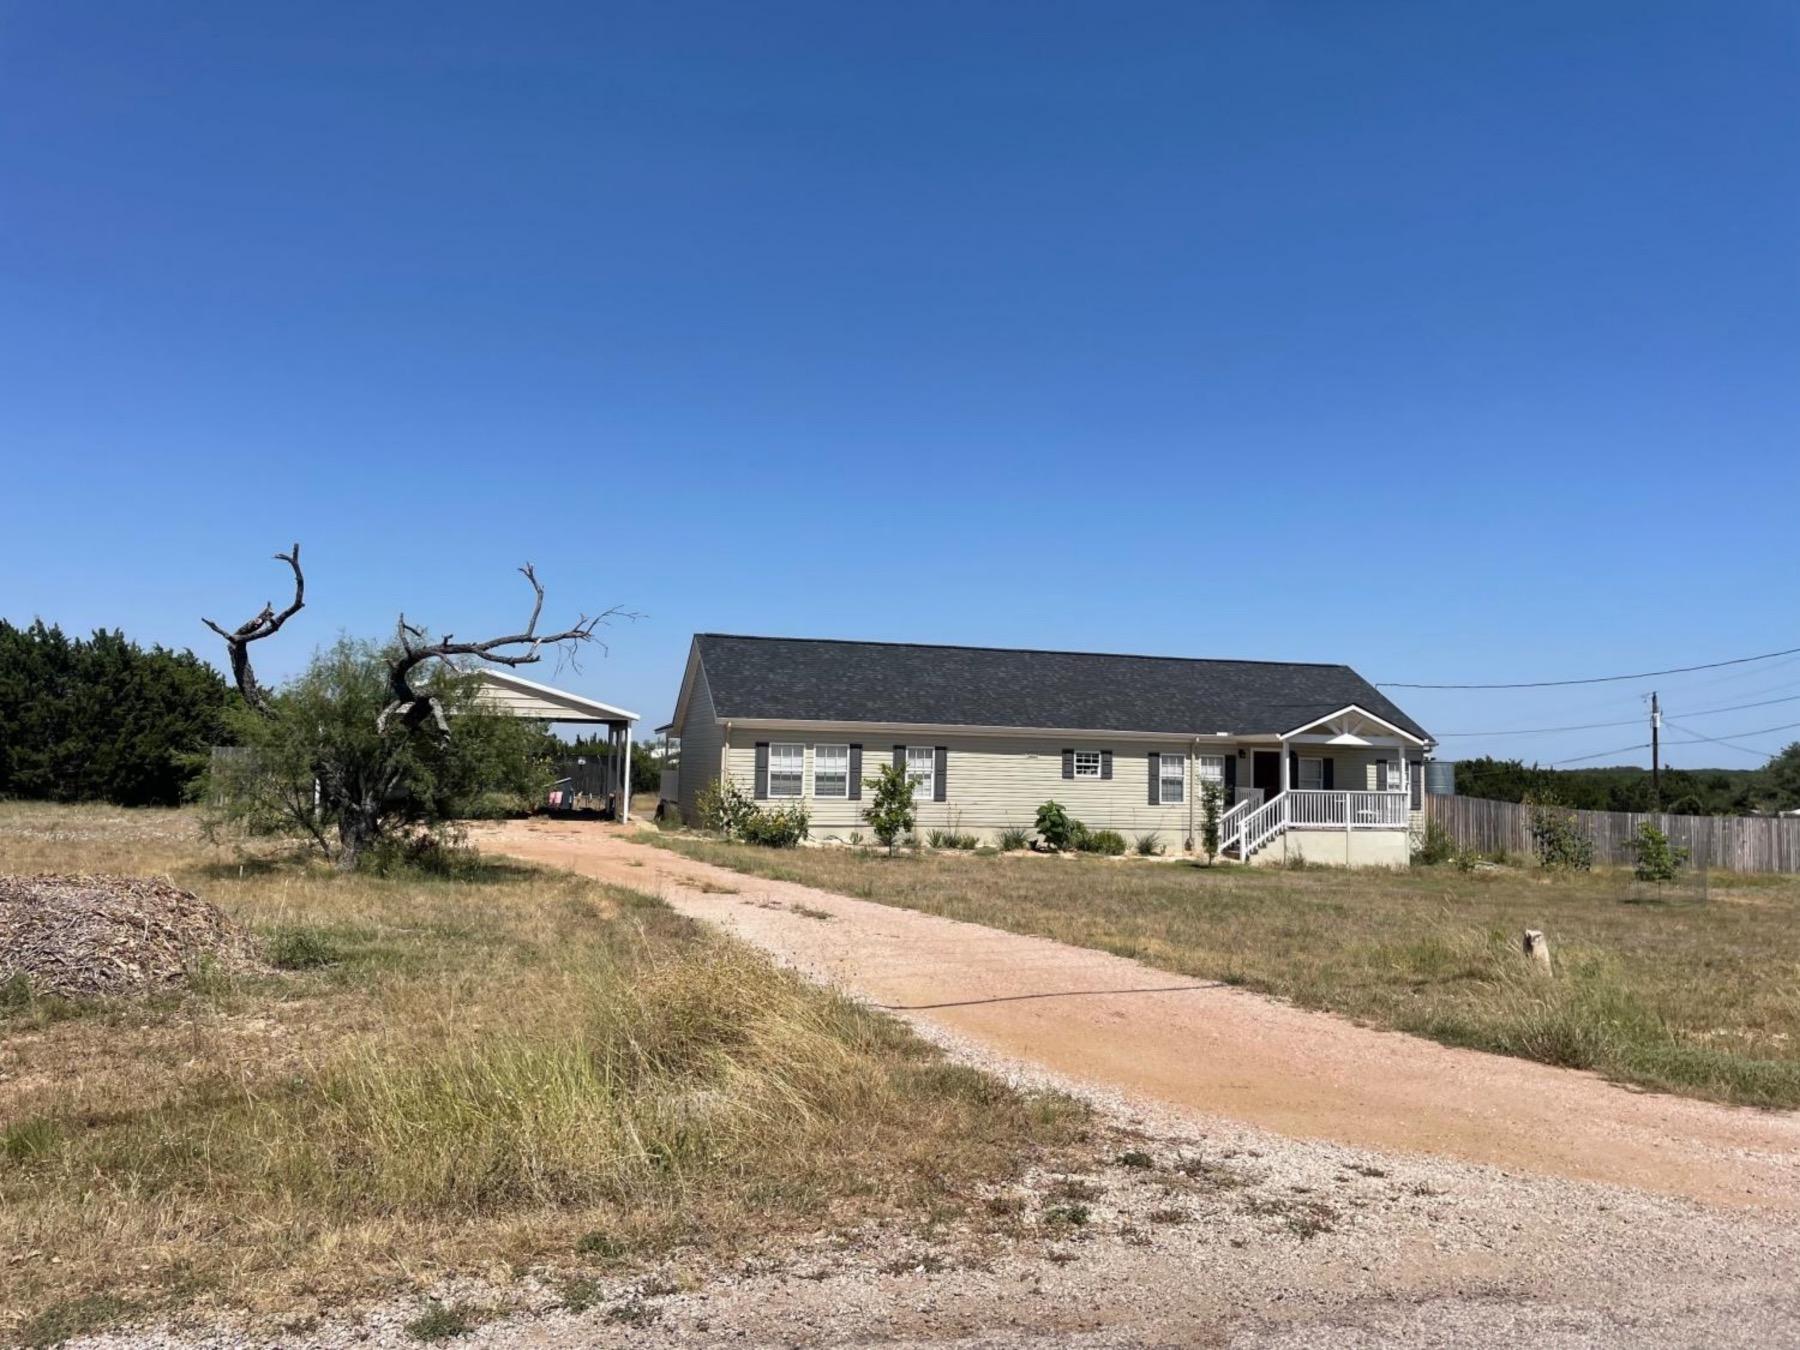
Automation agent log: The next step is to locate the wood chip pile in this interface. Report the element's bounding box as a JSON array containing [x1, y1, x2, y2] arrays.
[[0, 873, 261, 998]]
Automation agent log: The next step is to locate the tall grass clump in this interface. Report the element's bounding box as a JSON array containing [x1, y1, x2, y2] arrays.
[[996, 826, 1032, 852], [30, 925, 1085, 1271]]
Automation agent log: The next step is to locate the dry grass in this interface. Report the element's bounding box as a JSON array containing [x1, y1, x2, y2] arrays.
[[0, 804, 1087, 1341], [647, 834, 1800, 1109]]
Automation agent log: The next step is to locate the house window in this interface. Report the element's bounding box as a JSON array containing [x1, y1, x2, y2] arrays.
[[1196, 754, 1225, 791], [813, 744, 849, 799], [1297, 756, 1325, 791], [906, 745, 935, 799], [1160, 753, 1186, 804], [1073, 750, 1102, 778], [768, 743, 804, 798]]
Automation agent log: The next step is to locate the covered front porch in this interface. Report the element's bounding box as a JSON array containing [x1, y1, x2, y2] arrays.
[[1219, 705, 1424, 866]]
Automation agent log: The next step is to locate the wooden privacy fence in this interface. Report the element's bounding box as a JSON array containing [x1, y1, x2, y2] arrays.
[[1423, 793, 1800, 874]]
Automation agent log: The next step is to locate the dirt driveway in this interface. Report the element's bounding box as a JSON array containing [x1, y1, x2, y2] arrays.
[[479, 819, 1799, 1213]]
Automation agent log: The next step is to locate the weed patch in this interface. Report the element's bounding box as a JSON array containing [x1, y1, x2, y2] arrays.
[[20, 1294, 138, 1349], [405, 1300, 475, 1341]]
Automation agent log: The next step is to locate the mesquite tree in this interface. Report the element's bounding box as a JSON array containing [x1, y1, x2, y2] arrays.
[[204, 544, 630, 870]]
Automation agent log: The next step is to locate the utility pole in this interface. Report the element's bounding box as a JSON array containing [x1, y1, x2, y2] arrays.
[[1650, 692, 1661, 807]]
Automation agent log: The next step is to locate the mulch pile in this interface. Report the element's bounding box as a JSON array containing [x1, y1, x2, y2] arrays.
[[0, 873, 262, 999]]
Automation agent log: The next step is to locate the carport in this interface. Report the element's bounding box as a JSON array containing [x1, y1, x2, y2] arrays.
[[470, 669, 641, 821]]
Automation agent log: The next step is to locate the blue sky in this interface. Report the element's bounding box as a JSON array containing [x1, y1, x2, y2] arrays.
[[2, 3, 1794, 767]]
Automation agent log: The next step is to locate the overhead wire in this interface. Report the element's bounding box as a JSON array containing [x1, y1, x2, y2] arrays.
[[1545, 717, 1800, 768], [1434, 692, 1800, 739], [1377, 643, 1800, 691], [1666, 718, 1800, 757], [1549, 742, 1651, 767]]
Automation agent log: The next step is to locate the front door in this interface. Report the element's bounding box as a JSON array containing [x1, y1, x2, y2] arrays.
[[1252, 750, 1283, 801]]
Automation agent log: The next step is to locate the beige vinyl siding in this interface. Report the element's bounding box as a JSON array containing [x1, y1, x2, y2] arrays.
[[711, 733, 1418, 849], [1280, 748, 1402, 794], [475, 683, 576, 719], [723, 728, 1215, 849], [675, 665, 723, 823]]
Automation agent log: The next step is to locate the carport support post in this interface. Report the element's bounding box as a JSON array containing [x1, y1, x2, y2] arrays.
[[621, 722, 632, 823]]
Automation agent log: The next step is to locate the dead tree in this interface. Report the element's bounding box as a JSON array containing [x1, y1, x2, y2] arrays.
[[205, 545, 632, 869], [202, 543, 304, 713], [379, 563, 631, 735]]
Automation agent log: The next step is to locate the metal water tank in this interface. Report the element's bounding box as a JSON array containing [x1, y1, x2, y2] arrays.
[[1423, 761, 1457, 797]]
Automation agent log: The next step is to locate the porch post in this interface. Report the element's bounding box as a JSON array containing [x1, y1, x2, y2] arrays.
[[1279, 736, 1290, 796], [621, 722, 632, 823]]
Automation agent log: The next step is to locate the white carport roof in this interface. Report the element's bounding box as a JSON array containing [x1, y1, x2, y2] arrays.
[[470, 669, 640, 726]]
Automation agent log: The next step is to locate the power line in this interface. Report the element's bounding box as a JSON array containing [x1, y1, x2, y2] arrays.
[[1665, 722, 1768, 758], [1666, 718, 1800, 756], [1438, 716, 1641, 739], [1378, 643, 1800, 691], [1549, 741, 1650, 767], [1521, 715, 1800, 768], [1433, 692, 1800, 739]]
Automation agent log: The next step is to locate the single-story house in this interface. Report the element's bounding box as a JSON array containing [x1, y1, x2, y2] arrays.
[[667, 634, 1435, 866]]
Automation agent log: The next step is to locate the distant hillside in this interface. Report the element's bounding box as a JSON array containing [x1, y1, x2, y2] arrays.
[[1452, 757, 1776, 816]]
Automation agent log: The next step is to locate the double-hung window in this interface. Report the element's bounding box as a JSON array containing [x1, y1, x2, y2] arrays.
[[1297, 756, 1325, 791], [905, 745, 936, 799], [1160, 752, 1186, 804], [1073, 750, 1102, 778], [1197, 754, 1225, 795], [768, 743, 805, 798], [813, 744, 850, 798]]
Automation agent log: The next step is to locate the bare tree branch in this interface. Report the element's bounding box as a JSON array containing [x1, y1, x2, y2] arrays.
[[378, 563, 637, 735], [202, 543, 304, 713]]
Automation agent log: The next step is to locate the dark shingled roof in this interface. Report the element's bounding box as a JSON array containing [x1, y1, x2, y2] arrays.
[[693, 634, 1430, 741]]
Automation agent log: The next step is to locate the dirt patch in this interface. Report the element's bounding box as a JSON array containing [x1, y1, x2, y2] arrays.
[[0, 873, 261, 998]]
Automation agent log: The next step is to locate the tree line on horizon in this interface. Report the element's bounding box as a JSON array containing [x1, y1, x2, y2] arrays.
[[0, 618, 657, 812], [1453, 753, 1800, 817]]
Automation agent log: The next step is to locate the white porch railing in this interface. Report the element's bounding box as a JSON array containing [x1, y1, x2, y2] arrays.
[[1288, 789, 1410, 830], [1242, 792, 1288, 856], [1232, 789, 1411, 858], [1218, 791, 1262, 854]]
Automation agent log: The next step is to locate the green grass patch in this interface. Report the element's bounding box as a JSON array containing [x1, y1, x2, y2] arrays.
[[405, 1300, 476, 1341], [19, 1294, 140, 1349], [264, 925, 343, 969], [2, 1116, 62, 1165]]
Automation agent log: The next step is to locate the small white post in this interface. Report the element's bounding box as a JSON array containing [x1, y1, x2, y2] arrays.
[[621, 722, 632, 823]]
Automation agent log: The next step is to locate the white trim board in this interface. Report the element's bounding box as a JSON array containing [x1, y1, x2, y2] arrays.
[[471, 669, 640, 724]]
